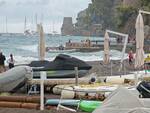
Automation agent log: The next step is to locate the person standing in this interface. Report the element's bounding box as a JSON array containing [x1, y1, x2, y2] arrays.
[[0, 51, 6, 73], [128, 49, 134, 65], [7, 54, 15, 69]]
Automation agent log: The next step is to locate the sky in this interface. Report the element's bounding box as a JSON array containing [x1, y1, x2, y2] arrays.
[[0, 0, 91, 33]]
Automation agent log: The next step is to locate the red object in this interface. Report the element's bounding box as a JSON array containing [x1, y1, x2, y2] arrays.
[[128, 51, 133, 60]]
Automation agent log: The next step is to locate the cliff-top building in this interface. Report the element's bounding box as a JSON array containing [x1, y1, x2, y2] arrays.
[[61, 17, 74, 36]]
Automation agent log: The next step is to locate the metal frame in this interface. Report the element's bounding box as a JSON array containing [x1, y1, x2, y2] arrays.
[[139, 10, 150, 15], [106, 30, 128, 72]]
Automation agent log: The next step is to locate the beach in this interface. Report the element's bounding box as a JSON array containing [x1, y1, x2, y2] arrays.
[[87, 59, 135, 77], [0, 108, 84, 113], [0, 59, 138, 113]]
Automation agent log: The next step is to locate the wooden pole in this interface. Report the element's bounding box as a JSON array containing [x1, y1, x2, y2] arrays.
[[75, 67, 79, 86], [40, 71, 46, 110]]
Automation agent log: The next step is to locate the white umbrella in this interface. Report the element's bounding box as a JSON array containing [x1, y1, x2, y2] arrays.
[[134, 13, 145, 68], [38, 24, 45, 61], [103, 31, 110, 64]]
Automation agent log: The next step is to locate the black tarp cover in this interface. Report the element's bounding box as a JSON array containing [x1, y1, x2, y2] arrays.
[[28, 54, 92, 71]]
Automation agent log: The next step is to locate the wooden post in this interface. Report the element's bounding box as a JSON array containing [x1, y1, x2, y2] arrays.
[[110, 61, 112, 76], [40, 71, 46, 110], [75, 67, 79, 86]]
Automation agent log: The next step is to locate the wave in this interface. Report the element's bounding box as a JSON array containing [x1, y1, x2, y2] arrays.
[[18, 45, 38, 52]]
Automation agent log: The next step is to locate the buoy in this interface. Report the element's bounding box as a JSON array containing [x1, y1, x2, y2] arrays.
[[52, 85, 68, 95], [61, 87, 75, 99]]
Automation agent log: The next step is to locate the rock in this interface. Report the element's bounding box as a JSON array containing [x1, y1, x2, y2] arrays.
[[144, 25, 150, 39]]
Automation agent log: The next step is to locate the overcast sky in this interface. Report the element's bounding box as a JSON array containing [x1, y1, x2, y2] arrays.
[[0, 0, 91, 33]]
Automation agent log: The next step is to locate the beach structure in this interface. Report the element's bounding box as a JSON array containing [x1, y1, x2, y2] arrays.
[[61, 17, 74, 36], [105, 30, 128, 70]]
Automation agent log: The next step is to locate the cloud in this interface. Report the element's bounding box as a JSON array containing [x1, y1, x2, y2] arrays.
[[0, 0, 91, 33], [0, 0, 6, 7], [16, 0, 50, 6]]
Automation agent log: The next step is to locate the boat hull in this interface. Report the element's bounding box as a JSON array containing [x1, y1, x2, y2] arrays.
[[33, 70, 88, 78], [0, 66, 32, 92]]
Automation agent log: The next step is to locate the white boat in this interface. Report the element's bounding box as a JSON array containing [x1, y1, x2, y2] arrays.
[[46, 46, 76, 53], [46, 48, 76, 53]]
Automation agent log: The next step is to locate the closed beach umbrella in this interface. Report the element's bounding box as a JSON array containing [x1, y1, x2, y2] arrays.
[[103, 32, 110, 64], [38, 24, 45, 61], [134, 13, 145, 68]]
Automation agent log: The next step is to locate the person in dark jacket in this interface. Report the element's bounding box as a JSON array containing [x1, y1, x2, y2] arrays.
[[0, 51, 6, 73], [7, 54, 15, 69]]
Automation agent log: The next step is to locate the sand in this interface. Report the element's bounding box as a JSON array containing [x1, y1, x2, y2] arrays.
[[0, 108, 83, 113], [87, 59, 136, 77]]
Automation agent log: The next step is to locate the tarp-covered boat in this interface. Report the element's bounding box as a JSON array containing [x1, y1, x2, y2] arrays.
[[28, 54, 92, 78], [137, 81, 150, 98], [0, 66, 32, 92]]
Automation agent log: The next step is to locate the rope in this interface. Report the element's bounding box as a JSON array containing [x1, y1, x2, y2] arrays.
[[140, 84, 150, 93]]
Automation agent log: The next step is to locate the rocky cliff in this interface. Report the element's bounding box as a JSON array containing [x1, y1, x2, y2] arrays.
[[74, 0, 150, 38]]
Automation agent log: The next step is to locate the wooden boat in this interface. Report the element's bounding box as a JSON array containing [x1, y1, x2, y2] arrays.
[[46, 39, 102, 53], [65, 40, 101, 52]]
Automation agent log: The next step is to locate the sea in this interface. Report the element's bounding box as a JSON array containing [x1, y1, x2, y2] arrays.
[[0, 35, 127, 65]]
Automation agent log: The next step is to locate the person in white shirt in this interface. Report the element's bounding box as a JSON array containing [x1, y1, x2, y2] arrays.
[[7, 54, 15, 69]]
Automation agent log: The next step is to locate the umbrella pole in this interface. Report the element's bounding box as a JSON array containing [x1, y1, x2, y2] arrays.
[[134, 69, 138, 86], [123, 61, 126, 75], [110, 61, 112, 76]]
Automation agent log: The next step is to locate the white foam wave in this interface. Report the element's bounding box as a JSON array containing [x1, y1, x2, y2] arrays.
[[72, 55, 101, 61], [4, 50, 126, 66], [9, 55, 37, 65], [19, 45, 38, 52]]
